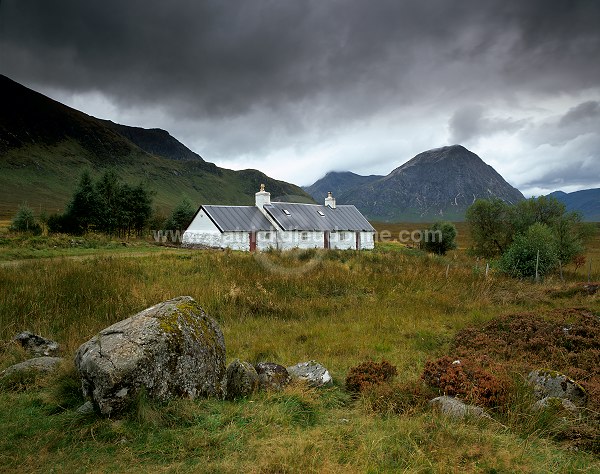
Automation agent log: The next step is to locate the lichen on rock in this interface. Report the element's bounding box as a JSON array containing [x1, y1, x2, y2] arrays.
[[225, 359, 259, 400], [75, 296, 226, 416], [527, 369, 587, 407]]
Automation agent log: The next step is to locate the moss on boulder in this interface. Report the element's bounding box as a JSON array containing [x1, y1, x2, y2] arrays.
[[75, 296, 226, 416]]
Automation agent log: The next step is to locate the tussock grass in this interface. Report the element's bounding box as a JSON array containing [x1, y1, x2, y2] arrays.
[[0, 241, 599, 472]]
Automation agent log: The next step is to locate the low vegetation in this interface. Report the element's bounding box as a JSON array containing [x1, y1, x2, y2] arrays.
[[0, 221, 598, 472]]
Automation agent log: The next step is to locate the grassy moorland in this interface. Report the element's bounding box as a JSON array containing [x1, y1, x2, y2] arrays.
[[0, 224, 599, 473]]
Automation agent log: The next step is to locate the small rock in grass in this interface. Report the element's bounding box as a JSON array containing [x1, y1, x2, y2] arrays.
[[226, 359, 259, 400], [254, 362, 290, 391], [76, 400, 95, 415], [527, 370, 587, 406], [0, 356, 63, 378], [532, 396, 579, 414], [13, 331, 60, 357], [429, 396, 489, 419], [287, 360, 333, 388]]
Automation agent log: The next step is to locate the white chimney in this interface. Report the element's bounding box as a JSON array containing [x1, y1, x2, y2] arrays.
[[325, 191, 336, 209], [255, 183, 271, 211]]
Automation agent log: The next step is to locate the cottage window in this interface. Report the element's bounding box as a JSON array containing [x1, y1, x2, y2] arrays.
[[301, 232, 309, 241], [283, 209, 291, 216], [339, 231, 347, 240], [317, 210, 325, 216]]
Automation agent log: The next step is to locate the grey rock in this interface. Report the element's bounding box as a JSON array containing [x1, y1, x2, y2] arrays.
[[287, 360, 332, 388], [429, 396, 488, 419], [0, 356, 63, 378], [225, 359, 259, 400], [255, 362, 290, 391], [13, 331, 60, 357], [532, 396, 579, 414], [75, 296, 226, 416], [527, 370, 587, 406], [76, 400, 95, 415]]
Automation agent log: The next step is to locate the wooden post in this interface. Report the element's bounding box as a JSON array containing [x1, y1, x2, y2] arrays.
[[446, 264, 449, 279], [485, 262, 489, 278], [535, 249, 540, 283]]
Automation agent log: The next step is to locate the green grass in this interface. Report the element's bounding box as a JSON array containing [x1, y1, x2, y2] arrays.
[[0, 238, 599, 472], [0, 141, 313, 219]]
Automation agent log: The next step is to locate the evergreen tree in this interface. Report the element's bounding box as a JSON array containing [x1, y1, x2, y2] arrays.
[[63, 170, 100, 234], [164, 199, 195, 232], [9, 205, 42, 234]]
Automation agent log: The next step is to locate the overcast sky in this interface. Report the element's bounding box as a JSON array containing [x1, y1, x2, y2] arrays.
[[1, 0, 599, 195]]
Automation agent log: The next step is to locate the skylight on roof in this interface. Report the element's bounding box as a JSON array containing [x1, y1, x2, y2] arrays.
[[283, 209, 291, 216], [317, 210, 325, 216]]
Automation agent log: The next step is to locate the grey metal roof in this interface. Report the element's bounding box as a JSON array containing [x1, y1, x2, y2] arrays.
[[264, 203, 375, 232], [203, 205, 275, 232]]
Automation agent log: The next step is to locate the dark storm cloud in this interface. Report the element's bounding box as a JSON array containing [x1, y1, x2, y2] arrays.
[[1, 0, 600, 190], [558, 101, 600, 127], [449, 105, 527, 143], [2, 0, 599, 122], [525, 100, 600, 147]]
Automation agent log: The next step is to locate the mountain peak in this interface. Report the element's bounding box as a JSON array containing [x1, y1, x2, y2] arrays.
[[303, 144, 524, 221]]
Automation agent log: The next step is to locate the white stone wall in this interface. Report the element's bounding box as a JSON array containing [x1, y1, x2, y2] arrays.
[[277, 231, 324, 250], [182, 230, 223, 248], [182, 209, 222, 247], [222, 232, 251, 251], [360, 231, 375, 250], [185, 208, 218, 232], [257, 231, 277, 251], [330, 231, 356, 250]]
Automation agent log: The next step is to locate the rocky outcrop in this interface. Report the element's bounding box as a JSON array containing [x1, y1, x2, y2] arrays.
[[429, 396, 488, 419], [13, 332, 59, 357], [225, 359, 259, 400], [75, 296, 226, 416], [532, 396, 579, 414], [287, 361, 332, 388], [255, 362, 290, 392], [527, 370, 587, 406], [0, 356, 63, 378]]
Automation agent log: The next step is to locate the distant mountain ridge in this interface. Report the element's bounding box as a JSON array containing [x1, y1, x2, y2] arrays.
[[0, 74, 312, 217], [102, 121, 211, 164], [306, 145, 525, 221], [548, 189, 600, 221], [303, 171, 383, 202]]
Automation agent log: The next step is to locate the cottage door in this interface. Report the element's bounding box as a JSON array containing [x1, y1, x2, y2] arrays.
[[249, 232, 257, 251], [324, 231, 330, 249], [355, 232, 360, 250]]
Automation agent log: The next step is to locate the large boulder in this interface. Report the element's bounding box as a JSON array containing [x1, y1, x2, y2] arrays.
[[255, 362, 291, 391], [429, 396, 489, 419], [13, 331, 60, 357], [287, 361, 333, 388], [1, 356, 63, 378], [225, 359, 259, 400], [75, 296, 226, 415], [527, 370, 587, 407]]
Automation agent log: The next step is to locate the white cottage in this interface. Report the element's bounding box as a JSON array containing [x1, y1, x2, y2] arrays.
[[182, 185, 375, 251]]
